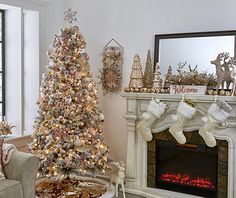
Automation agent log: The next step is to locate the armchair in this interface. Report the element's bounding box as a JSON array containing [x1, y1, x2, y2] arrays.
[[0, 151, 39, 198]]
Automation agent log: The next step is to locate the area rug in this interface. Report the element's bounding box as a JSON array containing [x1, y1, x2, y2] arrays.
[[35, 176, 115, 198]]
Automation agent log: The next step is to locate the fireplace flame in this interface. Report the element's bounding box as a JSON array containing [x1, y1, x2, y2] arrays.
[[160, 173, 215, 189]]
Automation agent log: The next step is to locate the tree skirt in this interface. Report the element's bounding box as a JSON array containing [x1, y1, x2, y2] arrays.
[[36, 176, 115, 198]]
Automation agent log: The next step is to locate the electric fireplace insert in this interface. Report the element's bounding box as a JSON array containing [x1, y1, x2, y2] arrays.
[[147, 130, 228, 198], [155, 140, 218, 198]]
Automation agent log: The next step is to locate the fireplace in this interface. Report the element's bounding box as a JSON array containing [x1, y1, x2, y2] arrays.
[[147, 130, 228, 198], [121, 93, 235, 198]]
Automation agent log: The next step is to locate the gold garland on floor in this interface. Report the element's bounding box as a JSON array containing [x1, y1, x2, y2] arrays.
[[35, 178, 107, 198]]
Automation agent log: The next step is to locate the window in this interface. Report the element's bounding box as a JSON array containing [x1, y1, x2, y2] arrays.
[[0, 9, 5, 119]]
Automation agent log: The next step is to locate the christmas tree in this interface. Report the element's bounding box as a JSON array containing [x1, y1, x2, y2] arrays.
[[31, 25, 109, 178], [143, 50, 153, 88]]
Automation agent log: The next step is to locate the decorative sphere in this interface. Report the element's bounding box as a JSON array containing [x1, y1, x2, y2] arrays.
[[225, 91, 231, 96], [139, 88, 144, 93], [213, 90, 218, 95], [134, 88, 139, 92], [143, 88, 148, 93], [208, 89, 214, 95], [124, 87, 130, 92], [219, 90, 225, 96], [151, 88, 156, 93]]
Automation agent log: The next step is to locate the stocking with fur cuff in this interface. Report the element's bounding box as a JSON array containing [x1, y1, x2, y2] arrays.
[[199, 100, 232, 147], [169, 100, 196, 144], [137, 99, 166, 142]]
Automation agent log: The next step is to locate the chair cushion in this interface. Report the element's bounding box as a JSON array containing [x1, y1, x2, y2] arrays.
[[0, 179, 23, 198]]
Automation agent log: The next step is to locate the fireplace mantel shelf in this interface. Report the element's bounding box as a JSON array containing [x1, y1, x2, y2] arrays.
[[121, 92, 236, 198], [121, 92, 236, 103]]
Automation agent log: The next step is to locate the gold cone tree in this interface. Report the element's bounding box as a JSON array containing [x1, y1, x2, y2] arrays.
[[31, 26, 109, 177], [128, 54, 144, 88], [143, 50, 153, 88]]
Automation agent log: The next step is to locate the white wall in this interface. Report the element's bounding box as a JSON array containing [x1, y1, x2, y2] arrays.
[[43, 0, 236, 163]]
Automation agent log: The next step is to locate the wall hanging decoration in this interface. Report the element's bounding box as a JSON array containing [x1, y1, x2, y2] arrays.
[[100, 39, 123, 95]]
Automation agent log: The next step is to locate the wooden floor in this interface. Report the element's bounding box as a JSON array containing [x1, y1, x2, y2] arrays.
[[118, 192, 144, 198]]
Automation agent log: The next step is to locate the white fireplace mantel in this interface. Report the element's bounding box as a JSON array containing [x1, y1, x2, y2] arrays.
[[121, 92, 236, 198]]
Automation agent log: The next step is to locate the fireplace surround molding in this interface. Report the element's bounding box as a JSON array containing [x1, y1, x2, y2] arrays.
[[121, 93, 236, 198]]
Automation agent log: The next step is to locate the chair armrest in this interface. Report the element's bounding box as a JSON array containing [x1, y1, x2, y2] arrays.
[[4, 151, 39, 198]]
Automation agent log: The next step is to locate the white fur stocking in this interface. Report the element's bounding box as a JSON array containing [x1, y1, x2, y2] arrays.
[[199, 101, 232, 147], [169, 101, 196, 144], [137, 99, 166, 142]]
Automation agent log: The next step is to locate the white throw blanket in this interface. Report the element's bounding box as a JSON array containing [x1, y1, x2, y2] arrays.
[[2, 143, 17, 166]]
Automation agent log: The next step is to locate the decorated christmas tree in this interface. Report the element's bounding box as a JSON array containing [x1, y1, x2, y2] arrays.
[[143, 50, 153, 88], [31, 16, 109, 178]]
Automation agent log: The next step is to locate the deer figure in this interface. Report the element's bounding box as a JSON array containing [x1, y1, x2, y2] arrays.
[[221, 52, 230, 72], [177, 61, 187, 76], [229, 56, 236, 95], [211, 52, 233, 91], [188, 64, 198, 76], [110, 161, 126, 198]]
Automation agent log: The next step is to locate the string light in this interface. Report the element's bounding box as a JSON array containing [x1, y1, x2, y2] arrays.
[[30, 25, 109, 177]]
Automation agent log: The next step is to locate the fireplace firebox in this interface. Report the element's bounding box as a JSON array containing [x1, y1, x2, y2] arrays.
[[156, 140, 218, 197], [147, 130, 228, 198]]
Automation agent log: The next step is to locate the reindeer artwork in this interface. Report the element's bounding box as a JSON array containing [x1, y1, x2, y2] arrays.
[[210, 52, 233, 91], [110, 161, 126, 198]]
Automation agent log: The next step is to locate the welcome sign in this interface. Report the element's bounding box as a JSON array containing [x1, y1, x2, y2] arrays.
[[170, 85, 207, 95]]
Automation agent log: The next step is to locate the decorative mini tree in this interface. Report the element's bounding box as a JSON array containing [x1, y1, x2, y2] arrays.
[[128, 54, 144, 88], [143, 50, 153, 88], [164, 65, 173, 90], [153, 63, 162, 90], [31, 11, 109, 178]]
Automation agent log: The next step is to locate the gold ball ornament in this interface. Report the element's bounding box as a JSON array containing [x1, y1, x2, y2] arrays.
[[134, 88, 140, 92], [219, 90, 225, 96], [213, 90, 218, 95], [139, 88, 144, 92], [208, 89, 214, 95], [225, 91, 231, 96], [151, 88, 156, 93], [124, 87, 130, 92], [160, 89, 165, 93], [143, 88, 148, 93], [130, 88, 134, 92]]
